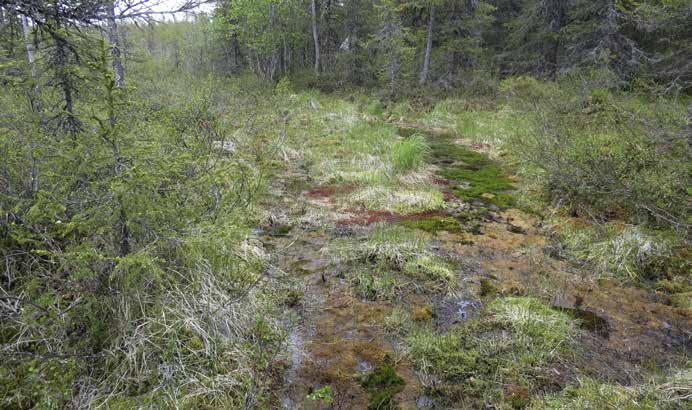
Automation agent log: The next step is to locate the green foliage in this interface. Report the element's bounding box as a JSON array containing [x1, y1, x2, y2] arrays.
[[391, 134, 430, 172], [360, 225, 424, 266], [307, 385, 335, 405], [275, 76, 293, 94], [351, 269, 400, 300], [383, 308, 412, 336], [341, 224, 454, 297], [218, 0, 308, 80], [0, 358, 80, 409], [489, 297, 576, 364], [556, 222, 679, 283], [500, 75, 689, 229], [364, 99, 386, 116], [2, 2, 690, 407], [349, 185, 446, 214], [0, 25, 281, 407]]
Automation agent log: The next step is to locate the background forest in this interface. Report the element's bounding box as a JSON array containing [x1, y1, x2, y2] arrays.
[[0, 0, 690, 408]]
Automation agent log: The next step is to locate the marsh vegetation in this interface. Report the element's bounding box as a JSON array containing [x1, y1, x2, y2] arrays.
[[0, 0, 690, 408]]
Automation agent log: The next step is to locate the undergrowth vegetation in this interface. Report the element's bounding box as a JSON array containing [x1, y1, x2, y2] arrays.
[[406, 297, 577, 407], [532, 370, 692, 410], [336, 225, 455, 299], [2, 2, 690, 408], [401, 71, 689, 293], [0, 43, 286, 408]]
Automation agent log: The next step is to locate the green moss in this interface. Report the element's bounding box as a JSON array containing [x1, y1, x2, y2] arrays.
[[400, 216, 464, 234], [432, 143, 515, 208], [1, 358, 80, 409], [360, 364, 406, 410]]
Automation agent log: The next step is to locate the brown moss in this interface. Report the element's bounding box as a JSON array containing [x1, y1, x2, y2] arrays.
[[337, 209, 447, 226], [412, 305, 434, 321], [505, 384, 530, 409], [305, 184, 357, 198]]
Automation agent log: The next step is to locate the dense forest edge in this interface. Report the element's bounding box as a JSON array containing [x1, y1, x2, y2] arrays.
[[0, 0, 690, 408]]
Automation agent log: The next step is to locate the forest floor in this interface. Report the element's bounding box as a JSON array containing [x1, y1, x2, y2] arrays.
[[250, 98, 689, 409]]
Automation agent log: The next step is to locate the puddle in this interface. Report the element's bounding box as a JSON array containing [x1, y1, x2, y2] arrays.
[[436, 297, 482, 328]]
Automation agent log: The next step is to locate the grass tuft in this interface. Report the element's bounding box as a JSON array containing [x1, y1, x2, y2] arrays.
[[391, 134, 430, 173], [406, 297, 577, 406], [531, 369, 692, 409]]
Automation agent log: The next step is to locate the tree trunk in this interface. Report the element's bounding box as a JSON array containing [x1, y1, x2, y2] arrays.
[[311, 0, 321, 75], [419, 4, 435, 85], [383, 9, 400, 95], [106, 2, 125, 88], [21, 16, 38, 82], [53, 36, 79, 135], [21, 15, 40, 196], [547, 0, 566, 79]]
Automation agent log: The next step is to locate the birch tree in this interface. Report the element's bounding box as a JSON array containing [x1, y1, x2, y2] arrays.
[[311, 0, 320, 74]]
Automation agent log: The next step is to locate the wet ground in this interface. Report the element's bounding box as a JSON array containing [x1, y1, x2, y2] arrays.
[[257, 126, 691, 409]]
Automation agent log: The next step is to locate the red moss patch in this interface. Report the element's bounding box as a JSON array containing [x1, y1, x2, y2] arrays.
[[337, 209, 447, 226], [443, 190, 457, 202], [432, 176, 451, 186]]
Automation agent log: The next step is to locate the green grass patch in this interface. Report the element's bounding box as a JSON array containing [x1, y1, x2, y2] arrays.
[[349, 185, 446, 214], [531, 372, 691, 409], [404, 255, 455, 282], [350, 269, 400, 300], [407, 297, 577, 406], [340, 225, 454, 297], [391, 134, 430, 173]]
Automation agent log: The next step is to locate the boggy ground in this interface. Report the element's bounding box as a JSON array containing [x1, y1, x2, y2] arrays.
[[255, 101, 689, 409]]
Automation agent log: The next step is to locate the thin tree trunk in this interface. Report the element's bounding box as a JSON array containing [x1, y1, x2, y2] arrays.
[[384, 10, 400, 95], [21, 16, 38, 82], [419, 4, 435, 85], [107, 2, 125, 88], [269, 2, 279, 81], [52, 29, 79, 135], [310, 0, 320, 74], [21, 14, 40, 196]]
